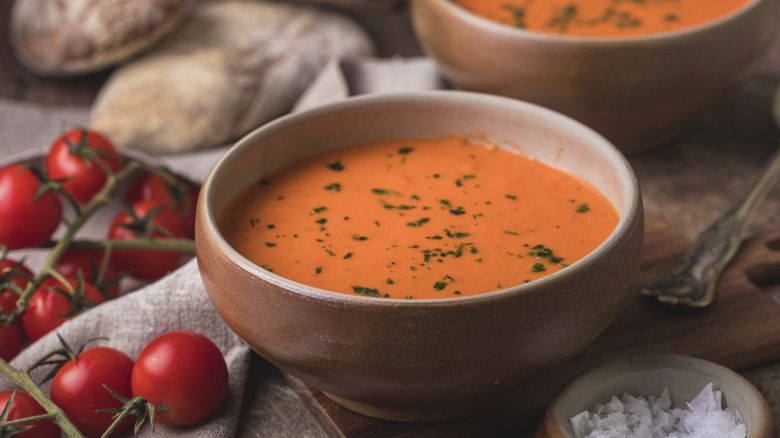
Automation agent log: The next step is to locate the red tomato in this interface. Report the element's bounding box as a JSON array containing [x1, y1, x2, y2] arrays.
[[107, 201, 186, 281], [0, 258, 32, 361], [0, 164, 62, 249], [1, 257, 34, 314], [0, 323, 23, 362], [0, 390, 60, 438], [46, 128, 123, 205], [131, 331, 228, 427], [1, 257, 34, 295], [126, 172, 199, 238], [54, 248, 121, 298], [50, 347, 135, 437], [21, 277, 107, 342]]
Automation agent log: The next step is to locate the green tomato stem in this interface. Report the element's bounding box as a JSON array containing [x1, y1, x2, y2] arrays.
[[0, 358, 84, 437]]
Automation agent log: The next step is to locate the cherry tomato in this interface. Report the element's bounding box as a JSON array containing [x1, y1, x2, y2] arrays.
[[46, 128, 123, 205], [21, 277, 106, 342], [107, 201, 186, 281], [54, 248, 121, 298], [0, 323, 23, 362], [0, 258, 33, 361], [1, 257, 34, 296], [131, 331, 228, 427], [50, 347, 135, 437], [0, 164, 62, 249], [0, 390, 60, 438], [1, 257, 34, 315], [126, 172, 199, 237]]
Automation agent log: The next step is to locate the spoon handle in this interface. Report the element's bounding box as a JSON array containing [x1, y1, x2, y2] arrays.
[[641, 145, 780, 307]]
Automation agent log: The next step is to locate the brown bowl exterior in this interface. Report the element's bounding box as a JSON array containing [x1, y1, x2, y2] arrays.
[[411, 0, 778, 153], [536, 354, 777, 438], [195, 91, 644, 422]]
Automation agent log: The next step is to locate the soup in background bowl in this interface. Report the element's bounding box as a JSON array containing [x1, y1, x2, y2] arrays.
[[195, 90, 644, 422], [454, 0, 752, 37], [411, 0, 777, 153]]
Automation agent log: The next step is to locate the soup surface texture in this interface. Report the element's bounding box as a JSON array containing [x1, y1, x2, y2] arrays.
[[218, 137, 619, 299], [453, 0, 749, 36]]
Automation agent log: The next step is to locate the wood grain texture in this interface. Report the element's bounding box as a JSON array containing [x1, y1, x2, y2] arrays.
[[286, 214, 780, 437]]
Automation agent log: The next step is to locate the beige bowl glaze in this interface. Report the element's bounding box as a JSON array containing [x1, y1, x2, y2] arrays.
[[195, 91, 644, 423], [411, 0, 778, 153], [537, 354, 777, 438]]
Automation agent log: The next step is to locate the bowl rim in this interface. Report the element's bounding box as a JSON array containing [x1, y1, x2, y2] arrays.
[[425, 0, 767, 44], [199, 90, 642, 306]]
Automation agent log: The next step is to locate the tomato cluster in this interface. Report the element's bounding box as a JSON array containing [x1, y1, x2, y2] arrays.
[[1, 331, 229, 438], [0, 128, 198, 362]]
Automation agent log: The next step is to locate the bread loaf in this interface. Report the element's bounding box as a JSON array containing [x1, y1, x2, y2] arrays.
[[89, 0, 376, 154], [10, 0, 194, 76]]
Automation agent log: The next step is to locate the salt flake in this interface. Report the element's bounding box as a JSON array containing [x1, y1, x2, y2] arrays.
[[569, 383, 746, 438]]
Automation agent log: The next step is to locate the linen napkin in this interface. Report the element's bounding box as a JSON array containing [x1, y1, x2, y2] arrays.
[[0, 55, 443, 437]]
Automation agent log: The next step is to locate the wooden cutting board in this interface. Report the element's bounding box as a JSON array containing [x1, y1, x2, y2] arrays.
[[285, 213, 780, 437]]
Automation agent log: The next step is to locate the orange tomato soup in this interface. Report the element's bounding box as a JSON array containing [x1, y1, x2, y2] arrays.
[[218, 137, 619, 299], [453, 0, 749, 36]]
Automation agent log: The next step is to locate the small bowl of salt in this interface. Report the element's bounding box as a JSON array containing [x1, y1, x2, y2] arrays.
[[536, 354, 777, 438]]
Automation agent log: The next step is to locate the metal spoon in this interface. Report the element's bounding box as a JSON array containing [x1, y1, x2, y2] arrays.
[[641, 144, 780, 307]]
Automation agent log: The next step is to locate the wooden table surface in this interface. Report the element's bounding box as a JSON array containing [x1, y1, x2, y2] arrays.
[[3, 1, 780, 437]]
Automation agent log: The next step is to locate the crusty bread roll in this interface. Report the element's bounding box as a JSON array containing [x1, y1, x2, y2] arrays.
[[10, 0, 195, 76], [90, 0, 376, 154]]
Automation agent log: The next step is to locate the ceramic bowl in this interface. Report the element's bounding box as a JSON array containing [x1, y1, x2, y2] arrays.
[[195, 90, 644, 422], [411, 0, 778, 153], [536, 354, 777, 438]]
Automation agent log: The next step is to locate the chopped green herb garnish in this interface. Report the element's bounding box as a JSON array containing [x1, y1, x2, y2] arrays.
[[406, 218, 430, 227], [311, 206, 327, 214], [453, 243, 465, 257], [433, 281, 447, 290], [315, 267, 322, 274], [576, 203, 591, 213], [372, 188, 398, 195], [324, 183, 341, 192], [343, 252, 353, 259], [379, 199, 415, 210], [531, 263, 546, 273], [504, 230, 519, 235], [315, 218, 327, 224], [530, 245, 564, 264], [265, 242, 276, 247], [328, 161, 344, 171], [505, 194, 517, 200], [352, 286, 381, 297], [398, 147, 414, 155]]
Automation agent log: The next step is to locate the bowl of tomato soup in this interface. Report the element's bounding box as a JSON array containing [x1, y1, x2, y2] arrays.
[[195, 91, 644, 422], [411, 0, 777, 153]]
